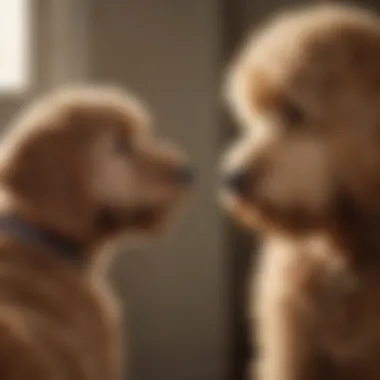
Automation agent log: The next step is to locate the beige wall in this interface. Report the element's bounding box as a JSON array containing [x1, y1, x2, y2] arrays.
[[89, 1, 227, 380]]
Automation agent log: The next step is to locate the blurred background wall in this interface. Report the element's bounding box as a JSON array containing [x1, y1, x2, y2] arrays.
[[1, 1, 380, 380]]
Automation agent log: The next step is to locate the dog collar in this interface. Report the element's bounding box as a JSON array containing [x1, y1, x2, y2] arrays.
[[0, 215, 83, 264]]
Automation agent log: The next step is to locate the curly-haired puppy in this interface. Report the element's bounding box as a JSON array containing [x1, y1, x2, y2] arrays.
[[221, 4, 380, 380], [0, 86, 192, 380]]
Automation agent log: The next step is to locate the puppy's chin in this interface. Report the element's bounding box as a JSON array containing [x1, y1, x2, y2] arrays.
[[97, 201, 183, 238], [221, 190, 328, 236]]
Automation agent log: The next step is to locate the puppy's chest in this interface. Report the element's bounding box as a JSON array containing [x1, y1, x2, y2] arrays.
[[259, 238, 380, 362], [78, 278, 122, 378], [317, 269, 380, 361], [0, 257, 121, 380], [51, 278, 121, 379]]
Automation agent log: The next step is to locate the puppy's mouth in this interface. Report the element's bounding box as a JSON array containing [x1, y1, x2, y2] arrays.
[[221, 163, 334, 234], [98, 201, 178, 235], [221, 188, 330, 236]]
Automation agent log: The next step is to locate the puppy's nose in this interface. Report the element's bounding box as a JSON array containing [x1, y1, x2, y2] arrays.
[[173, 165, 194, 185], [224, 170, 250, 194]]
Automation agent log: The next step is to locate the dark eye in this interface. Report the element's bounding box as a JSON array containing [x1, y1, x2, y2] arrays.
[[114, 135, 132, 155], [282, 99, 306, 126]]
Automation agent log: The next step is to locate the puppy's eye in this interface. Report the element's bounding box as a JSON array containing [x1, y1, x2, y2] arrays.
[[113, 135, 132, 155], [282, 100, 306, 126]]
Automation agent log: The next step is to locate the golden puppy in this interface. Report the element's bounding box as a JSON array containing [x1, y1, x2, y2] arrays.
[[221, 4, 380, 380], [0, 86, 192, 380]]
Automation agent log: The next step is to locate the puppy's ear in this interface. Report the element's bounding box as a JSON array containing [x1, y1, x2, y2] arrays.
[[224, 51, 278, 133], [1, 128, 95, 241]]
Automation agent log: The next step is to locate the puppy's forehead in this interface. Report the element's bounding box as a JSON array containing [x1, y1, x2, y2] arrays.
[[246, 4, 379, 58], [225, 4, 380, 125], [55, 87, 151, 133]]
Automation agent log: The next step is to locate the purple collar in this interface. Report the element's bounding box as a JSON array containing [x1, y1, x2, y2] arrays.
[[0, 215, 83, 264]]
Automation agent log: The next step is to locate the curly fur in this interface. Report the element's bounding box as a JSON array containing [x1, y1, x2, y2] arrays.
[[222, 4, 380, 380]]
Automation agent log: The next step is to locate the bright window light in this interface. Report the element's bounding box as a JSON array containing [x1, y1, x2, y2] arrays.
[[0, 0, 30, 93]]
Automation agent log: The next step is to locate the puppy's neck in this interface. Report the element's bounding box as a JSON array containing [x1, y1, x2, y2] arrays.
[[0, 188, 106, 267]]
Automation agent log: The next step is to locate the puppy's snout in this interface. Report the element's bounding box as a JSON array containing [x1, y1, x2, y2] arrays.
[[224, 169, 251, 194], [172, 165, 194, 186]]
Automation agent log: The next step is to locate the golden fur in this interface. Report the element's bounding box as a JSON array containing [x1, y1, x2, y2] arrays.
[[0, 86, 189, 379], [221, 4, 380, 380]]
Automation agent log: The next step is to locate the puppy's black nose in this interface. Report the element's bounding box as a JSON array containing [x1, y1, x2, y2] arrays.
[[224, 170, 250, 193], [174, 165, 194, 185]]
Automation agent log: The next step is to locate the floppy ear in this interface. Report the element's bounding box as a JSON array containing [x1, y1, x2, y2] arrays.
[[224, 49, 278, 134], [0, 126, 95, 242]]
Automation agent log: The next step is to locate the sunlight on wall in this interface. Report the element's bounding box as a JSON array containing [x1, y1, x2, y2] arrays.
[[0, 0, 30, 93]]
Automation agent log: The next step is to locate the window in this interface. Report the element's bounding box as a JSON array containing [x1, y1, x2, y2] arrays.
[[0, 0, 30, 93], [0, 0, 90, 130]]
